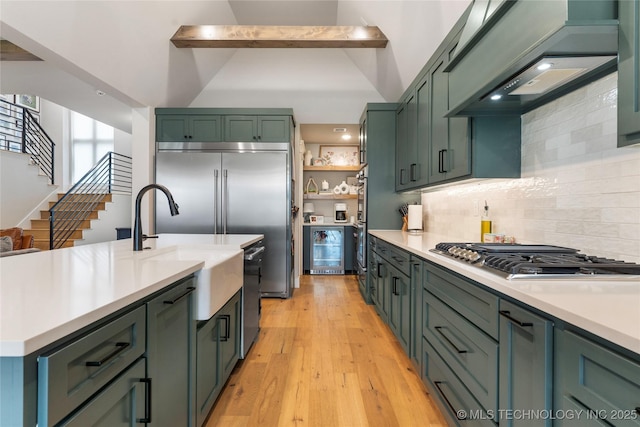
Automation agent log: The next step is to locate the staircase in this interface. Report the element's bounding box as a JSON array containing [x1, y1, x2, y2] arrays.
[[26, 193, 113, 251]]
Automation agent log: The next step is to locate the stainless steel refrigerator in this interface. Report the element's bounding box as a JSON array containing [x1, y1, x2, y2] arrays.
[[155, 142, 293, 298]]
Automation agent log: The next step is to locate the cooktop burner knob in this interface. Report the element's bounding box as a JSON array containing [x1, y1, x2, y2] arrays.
[[469, 252, 482, 263]]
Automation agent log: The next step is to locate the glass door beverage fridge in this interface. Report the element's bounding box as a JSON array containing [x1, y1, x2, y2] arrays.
[[309, 226, 344, 274]]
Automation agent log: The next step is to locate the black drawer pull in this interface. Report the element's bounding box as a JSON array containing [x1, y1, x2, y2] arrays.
[[163, 286, 196, 305], [392, 277, 398, 295], [391, 256, 405, 264], [410, 163, 417, 182], [137, 378, 152, 423], [434, 326, 467, 354], [86, 342, 130, 366], [500, 310, 533, 327], [434, 381, 465, 419], [219, 314, 231, 342]]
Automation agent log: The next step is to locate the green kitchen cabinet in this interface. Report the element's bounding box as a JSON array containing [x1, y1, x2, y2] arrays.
[[224, 115, 291, 142], [554, 329, 640, 427], [146, 277, 195, 427], [395, 91, 420, 191], [388, 263, 410, 354], [618, 0, 640, 147], [156, 114, 222, 142], [410, 257, 424, 374], [426, 52, 470, 184], [499, 300, 553, 427], [58, 359, 148, 427], [195, 290, 241, 427], [37, 306, 147, 426]]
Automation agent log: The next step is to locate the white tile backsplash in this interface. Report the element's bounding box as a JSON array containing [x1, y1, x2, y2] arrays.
[[422, 73, 640, 263]]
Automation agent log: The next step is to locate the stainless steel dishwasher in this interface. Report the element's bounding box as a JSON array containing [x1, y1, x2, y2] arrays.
[[241, 241, 264, 358]]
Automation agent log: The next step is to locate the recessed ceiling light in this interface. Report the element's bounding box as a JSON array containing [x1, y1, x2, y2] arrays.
[[341, 134, 352, 141], [96, 90, 106, 96], [490, 94, 502, 101], [537, 62, 552, 71]]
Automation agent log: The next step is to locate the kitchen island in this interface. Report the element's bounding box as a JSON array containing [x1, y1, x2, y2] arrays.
[[0, 233, 262, 426]]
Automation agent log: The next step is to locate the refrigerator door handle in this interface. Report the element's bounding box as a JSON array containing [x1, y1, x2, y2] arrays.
[[213, 169, 219, 234], [222, 169, 228, 234]]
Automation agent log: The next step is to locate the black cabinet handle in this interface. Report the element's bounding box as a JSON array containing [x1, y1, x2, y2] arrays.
[[86, 342, 130, 366], [391, 255, 405, 265], [392, 277, 398, 295], [439, 149, 449, 173], [137, 378, 152, 423], [499, 310, 533, 327], [183, 135, 188, 139], [219, 314, 231, 342], [188, 135, 193, 139], [410, 163, 417, 181], [434, 381, 465, 419], [163, 286, 195, 305], [434, 326, 467, 354], [377, 262, 383, 278]]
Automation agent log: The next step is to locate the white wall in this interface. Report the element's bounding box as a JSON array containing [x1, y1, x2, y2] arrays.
[[76, 194, 131, 245], [422, 73, 640, 263], [0, 150, 56, 228]]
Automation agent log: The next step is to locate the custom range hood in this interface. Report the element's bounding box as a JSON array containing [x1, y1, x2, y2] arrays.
[[445, 0, 619, 116]]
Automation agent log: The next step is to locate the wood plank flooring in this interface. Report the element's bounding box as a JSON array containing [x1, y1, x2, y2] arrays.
[[204, 274, 447, 427]]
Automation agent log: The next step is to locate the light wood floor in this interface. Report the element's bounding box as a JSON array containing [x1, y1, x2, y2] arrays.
[[204, 274, 447, 427]]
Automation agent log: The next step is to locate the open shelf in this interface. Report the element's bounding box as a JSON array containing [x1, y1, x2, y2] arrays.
[[303, 165, 361, 172], [303, 193, 357, 200]]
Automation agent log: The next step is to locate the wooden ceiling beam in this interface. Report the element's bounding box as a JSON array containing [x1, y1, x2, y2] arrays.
[[0, 40, 42, 61], [171, 25, 388, 48]]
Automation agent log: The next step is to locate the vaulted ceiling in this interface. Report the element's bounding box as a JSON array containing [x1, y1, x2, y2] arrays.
[[0, 0, 470, 132]]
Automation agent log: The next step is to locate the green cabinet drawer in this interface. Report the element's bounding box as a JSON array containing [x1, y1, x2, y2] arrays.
[[424, 291, 498, 414], [424, 262, 499, 340], [555, 330, 640, 426], [423, 338, 496, 427], [387, 245, 411, 277], [38, 306, 146, 426], [59, 358, 148, 426]]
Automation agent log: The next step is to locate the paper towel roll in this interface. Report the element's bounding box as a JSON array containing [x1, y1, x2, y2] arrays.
[[407, 204, 423, 231]]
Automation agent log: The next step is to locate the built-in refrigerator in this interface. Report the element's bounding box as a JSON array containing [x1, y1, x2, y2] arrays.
[[155, 142, 293, 298]]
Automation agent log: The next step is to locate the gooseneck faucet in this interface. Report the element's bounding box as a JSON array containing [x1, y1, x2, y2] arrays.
[[133, 184, 179, 251]]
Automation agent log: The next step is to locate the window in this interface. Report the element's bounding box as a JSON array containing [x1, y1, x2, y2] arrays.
[[71, 112, 114, 182]]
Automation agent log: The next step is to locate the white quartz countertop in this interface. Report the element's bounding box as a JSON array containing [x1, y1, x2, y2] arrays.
[[369, 230, 640, 356], [0, 234, 262, 357]]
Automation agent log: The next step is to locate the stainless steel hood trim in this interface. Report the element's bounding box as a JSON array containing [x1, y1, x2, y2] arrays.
[[157, 141, 290, 152]]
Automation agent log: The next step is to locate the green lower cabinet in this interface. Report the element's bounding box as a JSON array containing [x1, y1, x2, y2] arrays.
[[554, 329, 640, 427], [59, 359, 148, 426], [196, 290, 241, 427], [498, 300, 553, 427], [410, 258, 424, 373], [146, 278, 195, 427], [388, 265, 410, 354]]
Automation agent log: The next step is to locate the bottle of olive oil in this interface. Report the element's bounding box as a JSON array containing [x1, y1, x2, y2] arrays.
[[480, 201, 492, 242]]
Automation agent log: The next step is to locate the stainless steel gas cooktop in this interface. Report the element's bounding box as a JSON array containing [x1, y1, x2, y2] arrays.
[[430, 243, 640, 280]]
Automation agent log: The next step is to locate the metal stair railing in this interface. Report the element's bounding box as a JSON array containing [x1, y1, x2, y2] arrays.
[[49, 152, 132, 249], [0, 99, 55, 184]]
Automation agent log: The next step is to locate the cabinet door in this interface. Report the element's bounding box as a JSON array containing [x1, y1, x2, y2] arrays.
[[190, 115, 222, 142], [414, 77, 430, 187], [257, 116, 290, 142], [146, 279, 195, 427], [303, 226, 311, 273], [196, 315, 221, 427], [429, 57, 470, 183], [618, 0, 640, 147], [224, 115, 258, 141], [157, 115, 189, 142], [219, 291, 241, 381], [410, 259, 424, 373], [60, 359, 148, 427], [395, 100, 410, 190], [499, 301, 553, 427], [554, 329, 640, 427]]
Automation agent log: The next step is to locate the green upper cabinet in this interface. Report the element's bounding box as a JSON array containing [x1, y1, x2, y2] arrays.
[[224, 115, 291, 142], [618, 0, 640, 147], [395, 93, 416, 191], [157, 114, 222, 142]]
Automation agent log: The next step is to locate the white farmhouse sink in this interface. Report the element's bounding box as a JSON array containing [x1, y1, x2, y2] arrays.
[[148, 246, 243, 320]]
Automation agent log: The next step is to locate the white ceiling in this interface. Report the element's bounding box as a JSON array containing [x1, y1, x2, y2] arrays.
[[0, 0, 470, 134]]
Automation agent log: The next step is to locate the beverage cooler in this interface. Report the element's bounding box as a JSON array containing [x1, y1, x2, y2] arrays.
[[309, 226, 344, 274]]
